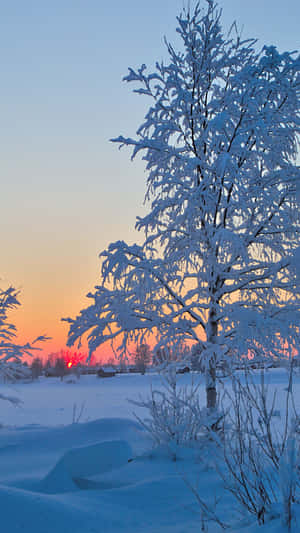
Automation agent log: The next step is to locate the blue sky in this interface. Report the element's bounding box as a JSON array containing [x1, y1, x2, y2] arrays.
[[1, 0, 299, 356]]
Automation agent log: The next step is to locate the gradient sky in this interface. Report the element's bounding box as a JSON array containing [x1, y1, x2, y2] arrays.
[[1, 0, 299, 359]]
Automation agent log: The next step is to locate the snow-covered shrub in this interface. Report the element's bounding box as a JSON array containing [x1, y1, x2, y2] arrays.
[[133, 342, 151, 374], [130, 364, 222, 450], [219, 367, 300, 528]]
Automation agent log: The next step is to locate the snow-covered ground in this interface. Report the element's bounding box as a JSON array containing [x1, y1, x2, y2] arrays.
[[0, 371, 206, 427], [1, 369, 300, 532]]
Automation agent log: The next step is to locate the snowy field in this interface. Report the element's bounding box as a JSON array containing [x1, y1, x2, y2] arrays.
[[1, 369, 300, 533], [0, 372, 204, 427]]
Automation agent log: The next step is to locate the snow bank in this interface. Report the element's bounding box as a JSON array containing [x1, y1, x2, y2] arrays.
[[1, 371, 300, 532], [40, 439, 132, 493]]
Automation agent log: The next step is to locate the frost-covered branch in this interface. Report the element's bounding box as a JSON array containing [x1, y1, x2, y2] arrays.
[[0, 286, 49, 383]]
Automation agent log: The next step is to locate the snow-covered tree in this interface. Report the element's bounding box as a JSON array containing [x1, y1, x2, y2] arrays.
[[31, 357, 43, 380], [0, 286, 47, 387], [64, 1, 300, 408]]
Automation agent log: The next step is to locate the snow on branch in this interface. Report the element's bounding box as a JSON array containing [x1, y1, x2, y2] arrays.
[[0, 286, 49, 383]]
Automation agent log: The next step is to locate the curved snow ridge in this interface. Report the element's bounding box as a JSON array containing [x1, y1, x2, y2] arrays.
[[0, 418, 151, 489], [39, 439, 133, 494]]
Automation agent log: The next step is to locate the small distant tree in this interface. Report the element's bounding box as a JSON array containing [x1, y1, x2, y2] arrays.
[[105, 356, 117, 368], [65, 1, 300, 409], [31, 357, 43, 380], [54, 357, 68, 381], [118, 358, 128, 373], [44, 352, 56, 370], [153, 347, 168, 367], [134, 343, 151, 374]]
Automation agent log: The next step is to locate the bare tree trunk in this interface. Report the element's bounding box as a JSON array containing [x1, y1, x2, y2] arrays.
[[206, 316, 217, 409], [206, 363, 217, 409]]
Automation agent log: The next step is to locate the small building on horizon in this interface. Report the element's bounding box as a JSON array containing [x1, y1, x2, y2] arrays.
[[97, 366, 116, 378]]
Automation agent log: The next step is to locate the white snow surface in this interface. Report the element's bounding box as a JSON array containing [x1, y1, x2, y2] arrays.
[[1, 370, 300, 532]]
